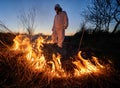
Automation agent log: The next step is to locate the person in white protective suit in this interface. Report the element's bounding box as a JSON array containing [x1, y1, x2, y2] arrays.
[[52, 4, 68, 48]]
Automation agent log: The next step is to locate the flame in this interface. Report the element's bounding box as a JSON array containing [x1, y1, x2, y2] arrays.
[[11, 34, 110, 79], [73, 51, 104, 76]]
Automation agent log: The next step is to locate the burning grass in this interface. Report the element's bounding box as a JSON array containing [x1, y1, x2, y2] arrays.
[[0, 34, 120, 88]]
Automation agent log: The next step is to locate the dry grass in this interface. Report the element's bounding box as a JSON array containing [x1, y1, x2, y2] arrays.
[[0, 32, 120, 88], [0, 46, 119, 88]]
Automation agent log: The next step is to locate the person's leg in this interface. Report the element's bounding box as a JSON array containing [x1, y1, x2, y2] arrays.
[[52, 31, 58, 44], [57, 29, 65, 48]]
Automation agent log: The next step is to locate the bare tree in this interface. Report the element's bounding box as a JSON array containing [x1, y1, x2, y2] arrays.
[[84, 0, 119, 32], [116, 0, 120, 5], [112, 0, 120, 33], [84, 0, 107, 31], [18, 8, 36, 35]]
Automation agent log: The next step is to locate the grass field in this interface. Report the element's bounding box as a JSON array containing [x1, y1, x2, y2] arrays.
[[0, 32, 120, 88]]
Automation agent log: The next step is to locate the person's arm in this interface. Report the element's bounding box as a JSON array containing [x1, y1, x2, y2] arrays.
[[63, 11, 68, 29], [52, 16, 56, 32]]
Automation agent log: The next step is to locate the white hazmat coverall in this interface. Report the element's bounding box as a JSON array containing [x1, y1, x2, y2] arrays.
[[52, 11, 68, 48]]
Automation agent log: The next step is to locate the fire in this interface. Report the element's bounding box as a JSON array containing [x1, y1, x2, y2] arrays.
[[11, 34, 111, 79], [73, 51, 104, 77]]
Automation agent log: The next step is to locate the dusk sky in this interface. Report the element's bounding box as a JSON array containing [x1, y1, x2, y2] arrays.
[[0, 0, 91, 35]]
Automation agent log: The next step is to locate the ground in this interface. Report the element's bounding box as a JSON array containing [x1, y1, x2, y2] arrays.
[[0, 32, 120, 88]]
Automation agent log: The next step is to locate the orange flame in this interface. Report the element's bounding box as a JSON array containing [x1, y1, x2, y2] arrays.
[[11, 34, 110, 79], [73, 51, 104, 76]]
